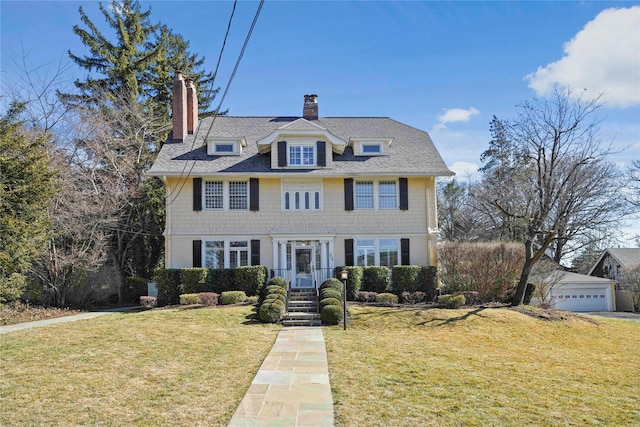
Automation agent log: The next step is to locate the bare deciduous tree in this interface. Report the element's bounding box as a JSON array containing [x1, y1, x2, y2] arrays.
[[477, 88, 630, 306]]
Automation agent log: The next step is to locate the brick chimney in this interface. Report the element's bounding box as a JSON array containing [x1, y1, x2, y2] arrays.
[[303, 94, 318, 120], [172, 71, 187, 142], [186, 79, 198, 134]]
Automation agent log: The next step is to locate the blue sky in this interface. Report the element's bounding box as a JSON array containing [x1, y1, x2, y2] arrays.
[[2, 0, 639, 237]]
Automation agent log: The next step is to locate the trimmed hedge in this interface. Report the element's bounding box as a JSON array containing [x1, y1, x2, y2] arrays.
[[259, 299, 285, 323], [438, 293, 466, 309], [220, 291, 247, 305], [264, 293, 286, 304], [320, 297, 342, 310], [180, 293, 201, 305], [362, 266, 390, 293], [180, 268, 208, 294], [320, 278, 343, 293], [333, 266, 363, 301], [320, 288, 342, 301], [153, 268, 181, 306], [206, 268, 235, 294], [376, 293, 398, 306], [321, 305, 343, 325], [261, 276, 288, 304], [356, 291, 378, 302], [234, 266, 267, 296], [391, 266, 438, 301]]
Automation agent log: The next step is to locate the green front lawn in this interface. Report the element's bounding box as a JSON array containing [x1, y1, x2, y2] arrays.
[[324, 305, 640, 427], [0, 306, 280, 426]]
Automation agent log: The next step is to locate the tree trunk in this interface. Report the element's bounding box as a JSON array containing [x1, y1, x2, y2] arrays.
[[511, 258, 534, 306]]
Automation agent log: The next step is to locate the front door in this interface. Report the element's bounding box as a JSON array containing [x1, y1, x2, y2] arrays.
[[293, 247, 314, 288]]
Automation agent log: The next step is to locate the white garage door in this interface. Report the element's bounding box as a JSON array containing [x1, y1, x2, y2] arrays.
[[553, 287, 610, 312]]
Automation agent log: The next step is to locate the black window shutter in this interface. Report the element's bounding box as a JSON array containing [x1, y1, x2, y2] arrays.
[[317, 141, 326, 167], [193, 240, 202, 267], [399, 177, 409, 210], [401, 238, 410, 265], [344, 178, 354, 211], [277, 141, 287, 167], [251, 240, 261, 266], [250, 178, 259, 211], [345, 239, 354, 266], [193, 178, 202, 211]]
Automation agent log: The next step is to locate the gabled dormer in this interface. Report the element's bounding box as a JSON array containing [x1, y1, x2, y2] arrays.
[[207, 137, 246, 156], [350, 137, 394, 156], [256, 99, 347, 169]]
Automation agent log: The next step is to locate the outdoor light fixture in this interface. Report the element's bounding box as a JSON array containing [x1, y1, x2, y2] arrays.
[[340, 269, 348, 330]]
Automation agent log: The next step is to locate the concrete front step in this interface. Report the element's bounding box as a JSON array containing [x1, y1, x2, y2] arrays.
[[284, 288, 321, 327]]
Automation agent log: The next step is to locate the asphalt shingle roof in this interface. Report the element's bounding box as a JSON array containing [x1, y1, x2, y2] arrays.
[[148, 116, 453, 177]]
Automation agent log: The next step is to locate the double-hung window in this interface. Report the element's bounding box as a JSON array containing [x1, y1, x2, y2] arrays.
[[204, 181, 248, 210], [379, 181, 397, 209], [355, 182, 374, 209], [288, 144, 315, 166]]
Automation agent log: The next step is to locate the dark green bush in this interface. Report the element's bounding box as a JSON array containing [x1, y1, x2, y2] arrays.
[[391, 266, 421, 295], [180, 293, 201, 305], [320, 278, 343, 293], [333, 266, 363, 301], [153, 269, 181, 306], [321, 305, 343, 325], [261, 276, 288, 303], [259, 299, 285, 323], [198, 292, 219, 306], [206, 269, 235, 294], [376, 293, 398, 306], [124, 276, 148, 303], [180, 268, 208, 294], [362, 266, 390, 293], [320, 297, 342, 310], [234, 266, 267, 296], [438, 293, 466, 309], [320, 289, 342, 301], [264, 293, 286, 304], [417, 266, 438, 301], [220, 291, 247, 305]]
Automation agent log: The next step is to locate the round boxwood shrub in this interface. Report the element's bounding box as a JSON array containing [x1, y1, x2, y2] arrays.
[[320, 288, 342, 301], [259, 299, 285, 323], [320, 297, 342, 310], [179, 293, 201, 305], [264, 293, 286, 304], [266, 285, 286, 295], [376, 293, 398, 306], [320, 278, 343, 293], [438, 293, 466, 309], [321, 305, 344, 325], [220, 291, 247, 305], [267, 276, 287, 288]]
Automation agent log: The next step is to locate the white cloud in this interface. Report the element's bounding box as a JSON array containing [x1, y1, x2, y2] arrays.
[[447, 161, 479, 181], [434, 107, 480, 130], [526, 6, 640, 108]]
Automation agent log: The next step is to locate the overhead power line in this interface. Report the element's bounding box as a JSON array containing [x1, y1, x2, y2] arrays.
[[166, 0, 265, 207]]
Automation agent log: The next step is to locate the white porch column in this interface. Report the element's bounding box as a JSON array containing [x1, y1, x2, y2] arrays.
[[279, 240, 287, 271], [272, 239, 279, 271], [328, 239, 335, 270], [321, 240, 328, 270]]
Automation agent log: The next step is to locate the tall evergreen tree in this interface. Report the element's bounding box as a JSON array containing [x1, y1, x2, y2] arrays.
[[0, 102, 56, 302]]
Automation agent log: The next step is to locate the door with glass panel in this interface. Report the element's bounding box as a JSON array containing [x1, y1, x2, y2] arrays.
[[293, 247, 314, 288]]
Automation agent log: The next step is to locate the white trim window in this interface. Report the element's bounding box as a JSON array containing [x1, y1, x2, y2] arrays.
[[356, 238, 400, 268], [204, 181, 248, 210], [204, 239, 250, 268], [288, 143, 316, 166], [355, 180, 398, 210]]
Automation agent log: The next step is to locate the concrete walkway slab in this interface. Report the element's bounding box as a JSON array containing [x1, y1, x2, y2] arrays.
[[228, 327, 334, 427]]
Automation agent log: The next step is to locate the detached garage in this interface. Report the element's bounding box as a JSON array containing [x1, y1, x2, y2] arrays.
[[529, 271, 616, 312]]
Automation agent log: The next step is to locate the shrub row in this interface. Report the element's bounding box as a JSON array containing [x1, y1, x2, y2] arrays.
[[319, 278, 344, 325], [333, 265, 438, 302], [153, 266, 267, 307]]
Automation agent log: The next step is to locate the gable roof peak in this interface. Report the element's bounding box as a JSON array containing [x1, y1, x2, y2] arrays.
[[279, 118, 327, 131]]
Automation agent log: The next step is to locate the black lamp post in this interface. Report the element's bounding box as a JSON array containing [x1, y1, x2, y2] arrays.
[[340, 269, 348, 330]]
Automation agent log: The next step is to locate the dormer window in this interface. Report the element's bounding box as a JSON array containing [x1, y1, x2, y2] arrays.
[[207, 137, 246, 156], [362, 144, 381, 154], [289, 143, 316, 166]]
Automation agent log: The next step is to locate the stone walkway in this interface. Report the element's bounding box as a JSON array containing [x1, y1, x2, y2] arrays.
[[228, 327, 334, 426]]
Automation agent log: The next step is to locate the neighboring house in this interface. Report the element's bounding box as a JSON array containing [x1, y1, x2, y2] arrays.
[[588, 248, 640, 281], [147, 72, 453, 289], [588, 248, 640, 311], [529, 271, 616, 312]]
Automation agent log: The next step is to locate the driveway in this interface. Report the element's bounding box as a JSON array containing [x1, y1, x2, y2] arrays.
[[582, 311, 640, 322]]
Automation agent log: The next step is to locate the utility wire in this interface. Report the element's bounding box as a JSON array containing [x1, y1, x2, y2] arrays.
[[167, 0, 264, 207], [165, 0, 237, 202]]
